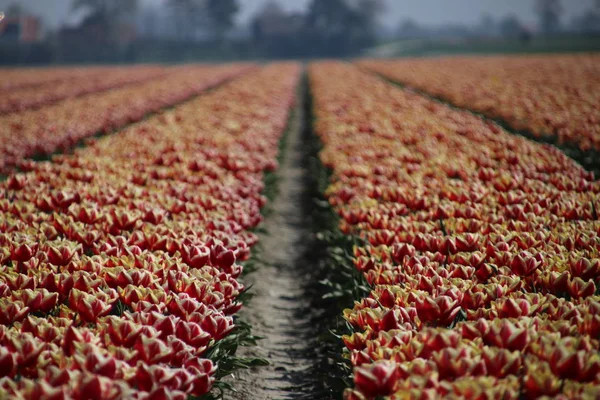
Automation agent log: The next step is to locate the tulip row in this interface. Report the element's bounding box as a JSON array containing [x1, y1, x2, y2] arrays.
[[358, 54, 600, 152], [0, 62, 300, 399], [0, 64, 254, 175], [0, 65, 168, 115], [1, 66, 119, 91], [309, 62, 600, 399]]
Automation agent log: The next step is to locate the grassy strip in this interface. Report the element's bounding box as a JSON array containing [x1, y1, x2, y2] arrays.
[[360, 65, 600, 178]]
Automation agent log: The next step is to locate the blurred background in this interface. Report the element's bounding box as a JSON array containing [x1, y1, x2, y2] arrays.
[[0, 0, 599, 65]]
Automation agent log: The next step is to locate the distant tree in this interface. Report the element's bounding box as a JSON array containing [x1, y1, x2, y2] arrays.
[[306, 0, 384, 54], [70, 0, 138, 46], [167, 0, 206, 40], [6, 3, 24, 17], [397, 18, 424, 38], [307, 0, 350, 34], [258, 0, 285, 18], [571, 0, 600, 34], [137, 6, 161, 38], [206, 0, 239, 41], [72, 0, 138, 19], [352, 0, 386, 25], [535, 0, 562, 34], [499, 14, 525, 37], [251, 1, 285, 42], [477, 13, 497, 37]]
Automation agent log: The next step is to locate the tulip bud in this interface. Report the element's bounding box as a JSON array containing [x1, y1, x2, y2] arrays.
[[569, 277, 596, 299], [0, 347, 16, 378], [354, 361, 400, 397]]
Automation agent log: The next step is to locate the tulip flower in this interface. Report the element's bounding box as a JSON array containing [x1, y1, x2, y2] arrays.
[[569, 277, 596, 299], [0, 347, 16, 378], [10, 242, 38, 263], [569, 258, 600, 281], [12, 289, 59, 314], [0, 300, 30, 325], [414, 295, 461, 327], [181, 244, 210, 269], [175, 321, 211, 348], [134, 336, 173, 365], [69, 289, 113, 323], [353, 361, 401, 397], [46, 243, 79, 266]]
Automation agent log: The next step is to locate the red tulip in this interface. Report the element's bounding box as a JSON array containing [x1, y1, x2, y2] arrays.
[[46, 244, 78, 266], [11, 242, 38, 262], [0, 347, 16, 378], [390, 243, 416, 264], [0, 300, 30, 324], [481, 347, 521, 378], [353, 361, 400, 397], [483, 320, 529, 351], [135, 336, 173, 365], [523, 362, 561, 397], [69, 289, 113, 323], [414, 295, 461, 326], [569, 277, 596, 299], [569, 258, 600, 281], [496, 297, 532, 318], [105, 317, 142, 347], [509, 251, 543, 277], [181, 244, 210, 269], [210, 244, 236, 270], [175, 321, 211, 348], [12, 288, 59, 314], [8, 332, 44, 368]]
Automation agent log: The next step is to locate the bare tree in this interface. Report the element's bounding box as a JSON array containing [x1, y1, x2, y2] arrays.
[[535, 0, 562, 34]]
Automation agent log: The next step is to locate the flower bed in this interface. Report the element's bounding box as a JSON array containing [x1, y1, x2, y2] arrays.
[[0, 63, 300, 399], [310, 62, 600, 400], [1, 66, 117, 91], [0, 64, 255, 175], [0, 65, 168, 115], [358, 54, 600, 153]]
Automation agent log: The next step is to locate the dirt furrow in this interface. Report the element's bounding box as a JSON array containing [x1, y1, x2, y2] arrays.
[[229, 80, 316, 399]]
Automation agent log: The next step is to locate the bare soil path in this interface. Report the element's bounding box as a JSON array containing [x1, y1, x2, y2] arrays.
[[229, 81, 318, 399]]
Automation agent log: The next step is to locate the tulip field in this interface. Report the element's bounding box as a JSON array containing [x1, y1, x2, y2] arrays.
[[311, 62, 600, 399], [0, 66, 167, 115], [0, 55, 599, 399], [0, 63, 299, 399], [358, 54, 600, 156], [0, 64, 253, 174]]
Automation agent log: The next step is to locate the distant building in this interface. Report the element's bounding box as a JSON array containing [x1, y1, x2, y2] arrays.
[[0, 15, 41, 43]]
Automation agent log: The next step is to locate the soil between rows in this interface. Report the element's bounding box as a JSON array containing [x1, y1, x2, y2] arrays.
[[228, 76, 320, 399]]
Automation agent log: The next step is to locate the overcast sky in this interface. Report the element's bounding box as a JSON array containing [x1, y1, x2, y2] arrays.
[[0, 0, 594, 28]]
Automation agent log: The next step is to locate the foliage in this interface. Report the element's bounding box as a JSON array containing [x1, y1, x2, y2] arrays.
[[535, 0, 563, 34], [206, 0, 239, 40], [72, 0, 138, 18]]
